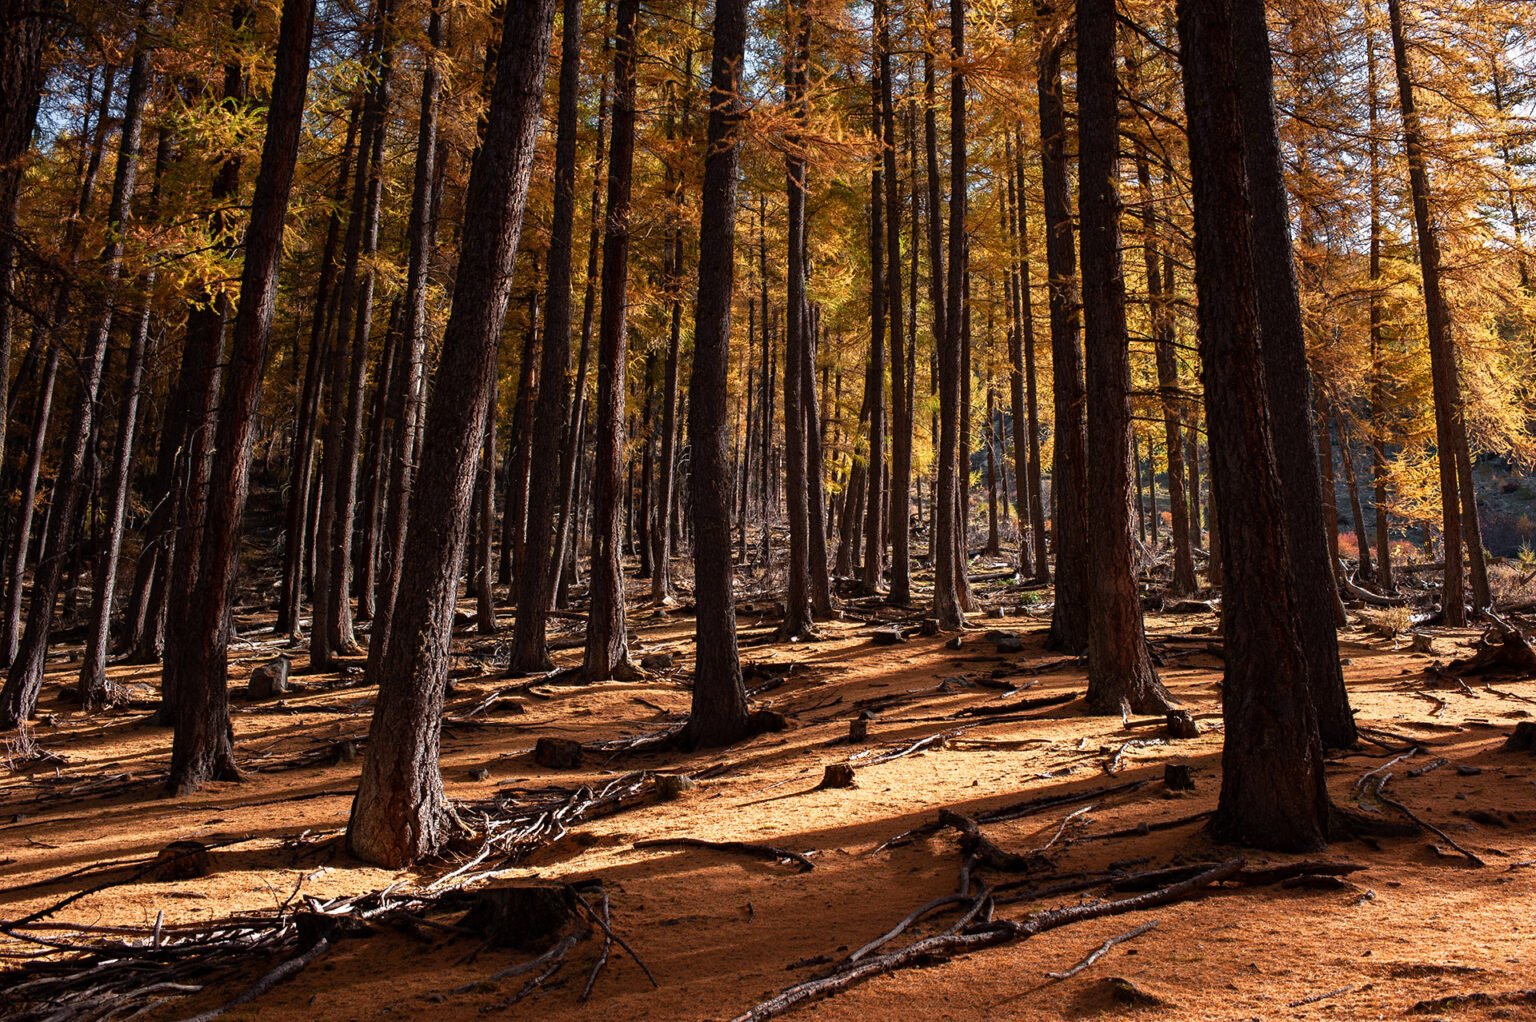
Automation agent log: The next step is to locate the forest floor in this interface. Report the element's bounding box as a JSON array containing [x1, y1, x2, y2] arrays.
[[3, 567, 1536, 1021]]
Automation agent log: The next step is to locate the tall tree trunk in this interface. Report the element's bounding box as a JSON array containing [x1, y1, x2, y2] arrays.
[[931, 0, 966, 630], [79, 127, 169, 705], [876, 0, 912, 604], [550, 10, 610, 619], [279, 98, 360, 641], [0, 39, 150, 732], [583, 0, 640, 679], [861, 77, 886, 596], [1180, 0, 1329, 852], [165, 0, 316, 792], [1365, 25, 1395, 593], [511, 0, 579, 669], [781, 0, 814, 637], [347, 0, 556, 866], [681, 0, 750, 749], [1038, 23, 1089, 652], [1230, 0, 1355, 744], [1076, 0, 1169, 714], [1139, 156, 1197, 595], [1386, 0, 1483, 624]]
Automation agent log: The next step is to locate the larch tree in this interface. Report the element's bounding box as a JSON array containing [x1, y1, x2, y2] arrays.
[[347, 0, 558, 866]]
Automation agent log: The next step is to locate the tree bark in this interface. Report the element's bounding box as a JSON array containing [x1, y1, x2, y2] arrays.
[[1076, 0, 1169, 714], [876, 0, 912, 605], [347, 0, 556, 866], [582, 0, 640, 679], [1038, 21, 1089, 653], [680, 0, 750, 749], [511, 0, 580, 670], [1180, 0, 1329, 852]]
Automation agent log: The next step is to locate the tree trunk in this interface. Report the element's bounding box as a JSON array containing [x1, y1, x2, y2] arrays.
[[80, 127, 169, 705], [781, 0, 814, 638], [1076, 0, 1169, 714], [861, 77, 886, 597], [877, 0, 912, 605], [347, 0, 556, 866], [680, 0, 750, 749], [511, 0, 579, 670], [0, 39, 150, 730], [1229, 0, 1355, 745], [1179, 0, 1328, 852], [583, 0, 641, 679], [1386, 0, 1481, 624], [1039, 24, 1089, 653], [278, 97, 359, 641], [165, 0, 316, 793], [1138, 158, 1198, 596]]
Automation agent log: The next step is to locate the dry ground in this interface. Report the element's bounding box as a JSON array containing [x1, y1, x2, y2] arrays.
[[3, 582, 1536, 1021]]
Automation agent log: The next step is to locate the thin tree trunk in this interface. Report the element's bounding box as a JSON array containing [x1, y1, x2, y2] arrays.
[[781, 0, 814, 637], [1386, 0, 1481, 624], [861, 76, 886, 596], [0, 38, 151, 731], [1039, 24, 1089, 652], [876, 0, 912, 604], [511, 0, 579, 670], [583, 0, 641, 679]]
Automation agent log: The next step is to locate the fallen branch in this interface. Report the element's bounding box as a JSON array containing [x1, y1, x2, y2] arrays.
[[1045, 920, 1158, 980], [727, 859, 1246, 1022], [633, 837, 815, 873]]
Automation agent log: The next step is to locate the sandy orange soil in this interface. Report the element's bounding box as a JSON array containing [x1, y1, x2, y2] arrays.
[[3, 576, 1535, 1021]]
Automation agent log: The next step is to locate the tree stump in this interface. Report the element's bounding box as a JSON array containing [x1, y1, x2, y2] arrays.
[[149, 840, 211, 881], [919, 618, 941, 636], [656, 773, 695, 800], [534, 737, 584, 769], [817, 763, 856, 789], [985, 629, 1024, 653], [1502, 722, 1536, 754], [872, 628, 905, 646], [247, 657, 291, 700], [640, 652, 673, 671], [1165, 710, 1199, 740], [847, 717, 870, 743], [1163, 763, 1195, 791], [456, 882, 580, 950], [747, 708, 790, 734]]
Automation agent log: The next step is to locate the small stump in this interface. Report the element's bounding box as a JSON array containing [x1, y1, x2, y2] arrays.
[[457, 883, 579, 951], [640, 652, 674, 671], [1163, 763, 1195, 791], [534, 737, 584, 769], [872, 628, 905, 646], [847, 716, 870, 744], [748, 708, 791, 734], [817, 763, 856, 789], [656, 773, 695, 800], [327, 739, 358, 765], [149, 840, 211, 881], [985, 629, 1024, 654], [1165, 710, 1199, 740], [919, 618, 941, 636], [1502, 721, 1536, 754], [247, 657, 291, 700]]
